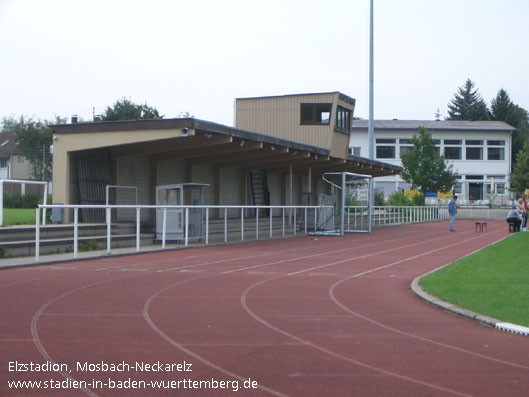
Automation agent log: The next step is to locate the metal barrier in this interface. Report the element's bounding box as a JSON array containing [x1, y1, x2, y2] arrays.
[[345, 205, 449, 229], [35, 204, 330, 262], [35, 204, 449, 263]]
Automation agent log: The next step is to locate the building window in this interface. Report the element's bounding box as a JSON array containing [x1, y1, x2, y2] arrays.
[[348, 147, 361, 156], [0, 159, 7, 169], [444, 147, 461, 160], [488, 147, 505, 160], [465, 140, 483, 145], [453, 183, 462, 194], [376, 138, 396, 159], [399, 146, 413, 158], [444, 139, 462, 145], [496, 183, 505, 194], [376, 146, 395, 159], [466, 147, 483, 160], [466, 175, 483, 180], [487, 140, 505, 146], [300, 103, 332, 125], [335, 106, 351, 132]]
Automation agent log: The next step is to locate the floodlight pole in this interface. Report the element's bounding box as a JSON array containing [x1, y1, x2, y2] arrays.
[[368, 0, 375, 230], [368, 0, 374, 161]]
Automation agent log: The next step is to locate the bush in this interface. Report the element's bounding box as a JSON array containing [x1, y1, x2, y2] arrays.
[[374, 190, 385, 206], [2, 193, 41, 209], [386, 191, 413, 206], [411, 192, 425, 206]]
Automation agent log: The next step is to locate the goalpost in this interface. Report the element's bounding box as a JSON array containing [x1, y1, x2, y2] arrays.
[[311, 172, 372, 236], [105, 185, 138, 222], [0, 179, 48, 226]]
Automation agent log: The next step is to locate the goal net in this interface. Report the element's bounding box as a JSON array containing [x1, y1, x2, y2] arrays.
[[105, 185, 138, 222], [311, 172, 372, 235]]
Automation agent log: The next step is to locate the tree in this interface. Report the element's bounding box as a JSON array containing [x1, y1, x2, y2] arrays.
[[1, 116, 65, 181], [447, 79, 490, 121], [101, 98, 163, 121], [401, 127, 457, 194], [490, 89, 529, 167], [509, 143, 529, 194]]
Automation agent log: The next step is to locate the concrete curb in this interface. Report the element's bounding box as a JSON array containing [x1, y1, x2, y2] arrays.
[[410, 274, 529, 337]]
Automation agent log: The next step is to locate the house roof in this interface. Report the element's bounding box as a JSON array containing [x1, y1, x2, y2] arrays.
[[236, 91, 356, 105], [52, 118, 401, 177], [351, 119, 515, 133]]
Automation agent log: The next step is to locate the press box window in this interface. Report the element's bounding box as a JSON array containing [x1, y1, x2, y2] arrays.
[[300, 103, 332, 125], [335, 106, 351, 132]]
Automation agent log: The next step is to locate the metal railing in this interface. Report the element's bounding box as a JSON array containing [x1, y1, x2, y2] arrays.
[[35, 204, 331, 262], [34, 204, 449, 262], [344, 205, 448, 230]]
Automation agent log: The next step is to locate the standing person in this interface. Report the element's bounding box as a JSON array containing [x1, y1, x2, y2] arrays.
[[448, 195, 458, 231], [517, 198, 525, 231], [522, 196, 529, 232]]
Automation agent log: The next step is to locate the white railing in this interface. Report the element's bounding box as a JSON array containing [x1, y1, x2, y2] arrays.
[[35, 204, 331, 262], [34, 204, 449, 262], [345, 205, 449, 229]]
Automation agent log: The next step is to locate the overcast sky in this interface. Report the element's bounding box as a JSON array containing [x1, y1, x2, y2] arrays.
[[1, 0, 528, 126]]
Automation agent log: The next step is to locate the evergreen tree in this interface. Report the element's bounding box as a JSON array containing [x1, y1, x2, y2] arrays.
[[509, 143, 529, 194], [490, 89, 529, 168], [401, 127, 457, 194], [102, 98, 163, 121], [447, 79, 490, 120]]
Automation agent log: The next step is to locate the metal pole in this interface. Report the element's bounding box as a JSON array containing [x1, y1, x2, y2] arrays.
[[368, 0, 375, 233], [74, 207, 78, 258], [241, 208, 244, 241], [162, 208, 167, 249], [35, 208, 40, 262], [185, 207, 189, 247], [43, 183, 48, 225], [205, 208, 209, 245], [282, 208, 285, 237], [136, 208, 140, 252], [224, 208, 228, 243], [340, 173, 345, 236], [106, 207, 111, 254]]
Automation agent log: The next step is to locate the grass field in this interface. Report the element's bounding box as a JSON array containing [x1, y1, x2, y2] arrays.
[[1, 208, 36, 226], [420, 232, 529, 327]]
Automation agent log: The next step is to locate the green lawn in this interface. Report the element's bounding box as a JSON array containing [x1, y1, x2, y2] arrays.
[[1, 208, 36, 226], [420, 232, 529, 326]]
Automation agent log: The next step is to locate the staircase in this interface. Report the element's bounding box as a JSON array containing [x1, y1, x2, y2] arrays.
[[249, 169, 270, 216]]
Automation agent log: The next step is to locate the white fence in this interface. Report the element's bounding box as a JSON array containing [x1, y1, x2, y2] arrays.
[[34, 204, 449, 262]]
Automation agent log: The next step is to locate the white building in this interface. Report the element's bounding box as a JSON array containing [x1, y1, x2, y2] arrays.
[[349, 120, 515, 204]]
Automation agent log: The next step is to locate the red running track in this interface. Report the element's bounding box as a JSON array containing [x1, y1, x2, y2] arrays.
[[1, 220, 528, 396]]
